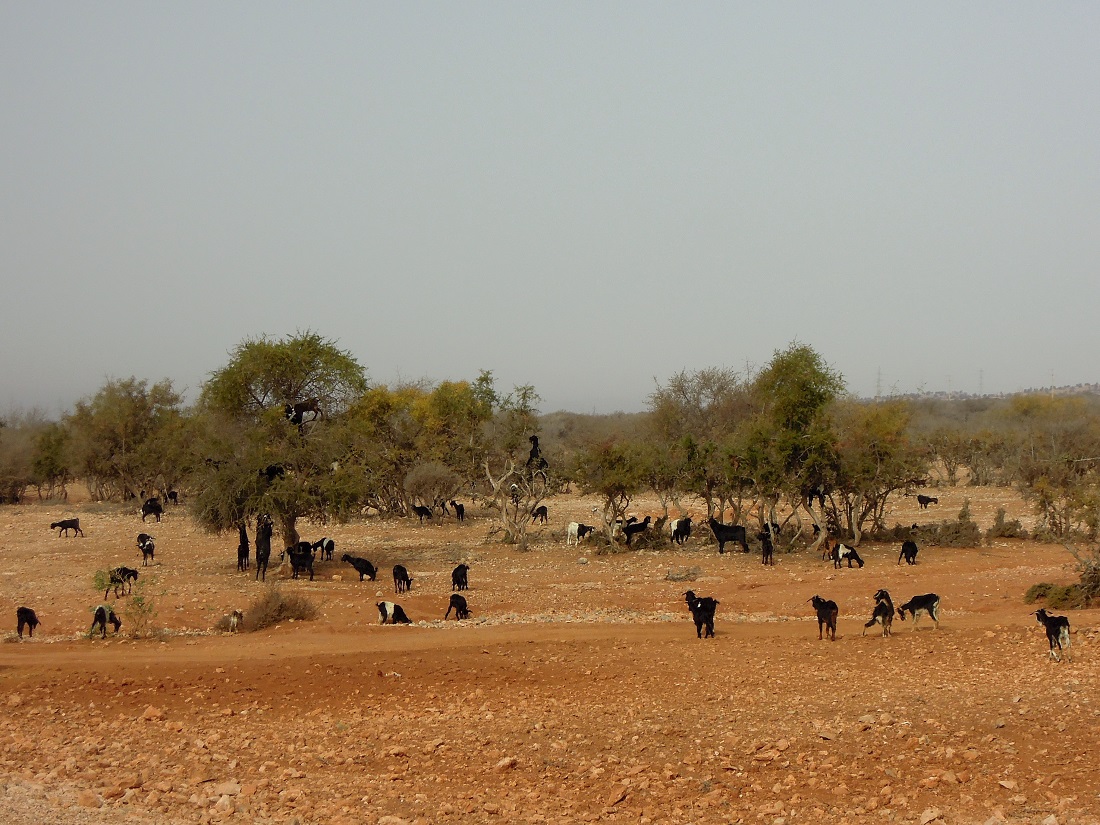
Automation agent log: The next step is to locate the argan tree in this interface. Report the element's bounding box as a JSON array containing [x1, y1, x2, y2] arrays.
[[192, 332, 369, 547]]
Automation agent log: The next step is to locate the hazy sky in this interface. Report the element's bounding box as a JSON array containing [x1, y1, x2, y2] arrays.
[[3, 4, 1098, 417]]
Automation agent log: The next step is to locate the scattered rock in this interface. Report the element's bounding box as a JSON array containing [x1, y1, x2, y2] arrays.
[[920, 807, 942, 824]]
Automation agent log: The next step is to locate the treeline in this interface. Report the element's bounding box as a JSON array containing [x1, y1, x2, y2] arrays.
[[2, 334, 1099, 548]]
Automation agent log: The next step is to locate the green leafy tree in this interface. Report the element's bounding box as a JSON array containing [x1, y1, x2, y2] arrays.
[[1010, 396, 1100, 538], [571, 439, 647, 542], [192, 332, 369, 547], [831, 400, 929, 541], [742, 344, 844, 550], [32, 422, 72, 499], [65, 378, 187, 501]]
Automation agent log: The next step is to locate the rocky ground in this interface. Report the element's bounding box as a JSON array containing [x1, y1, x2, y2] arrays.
[[1, 485, 1097, 825]]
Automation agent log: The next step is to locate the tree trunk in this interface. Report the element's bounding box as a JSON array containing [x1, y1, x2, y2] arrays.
[[278, 513, 300, 550]]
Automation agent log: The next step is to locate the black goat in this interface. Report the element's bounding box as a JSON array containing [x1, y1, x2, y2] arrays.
[[916, 494, 939, 509], [531, 505, 548, 524], [393, 564, 412, 594], [342, 554, 377, 581], [51, 518, 84, 537], [136, 533, 155, 566], [809, 595, 838, 641], [898, 540, 919, 565], [254, 515, 273, 582], [286, 542, 315, 580], [140, 497, 163, 523], [831, 542, 864, 569], [669, 517, 693, 545], [897, 593, 940, 629], [758, 531, 775, 566], [1034, 608, 1071, 662], [450, 500, 465, 521], [284, 397, 322, 427], [377, 601, 412, 625], [313, 537, 335, 561], [236, 524, 250, 571], [526, 435, 549, 474], [166, 489, 179, 505], [259, 464, 285, 483], [445, 594, 470, 620], [684, 590, 719, 639], [863, 589, 894, 637], [89, 605, 122, 638], [623, 515, 651, 546], [412, 505, 433, 524], [708, 518, 749, 553], [16, 607, 40, 638], [106, 566, 139, 598], [451, 563, 469, 591]]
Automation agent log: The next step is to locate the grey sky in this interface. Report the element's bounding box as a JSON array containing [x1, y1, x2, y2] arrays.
[[3, 4, 1098, 417]]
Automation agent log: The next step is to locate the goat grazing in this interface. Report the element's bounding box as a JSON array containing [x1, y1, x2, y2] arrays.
[[140, 497, 163, 523], [136, 533, 156, 566], [917, 494, 939, 509], [708, 518, 749, 554], [863, 589, 894, 637], [313, 537, 335, 562], [684, 590, 719, 639], [623, 515, 651, 546], [236, 524, 250, 571], [831, 542, 865, 569], [16, 607, 40, 638], [450, 500, 465, 521], [254, 515, 273, 582], [166, 489, 179, 505], [227, 609, 243, 632], [286, 542, 315, 580], [566, 522, 596, 546], [809, 595, 838, 641], [51, 518, 84, 537], [897, 594, 941, 629], [898, 540, 919, 565], [377, 601, 412, 625], [451, 563, 469, 591], [531, 505, 548, 524], [445, 593, 470, 620], [670, 517, 693, 545], [393, 564, 412, 594], [341, 554, 377, 581], [89, 604, 122, 638], [758, 531, 775, 566], [1034, 608, 1071, 662], [412, 505, 433, 524], [106, 566, 139, 598]]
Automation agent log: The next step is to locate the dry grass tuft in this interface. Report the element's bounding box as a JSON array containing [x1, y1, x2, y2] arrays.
[[242, 586, 318, 632]]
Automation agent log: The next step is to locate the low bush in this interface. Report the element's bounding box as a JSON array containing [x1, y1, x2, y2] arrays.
[[1024, 582, 1087, 609], [986, 508, 1028, 540], [242, 586, 318, 632], [123, 579, 158, 638]]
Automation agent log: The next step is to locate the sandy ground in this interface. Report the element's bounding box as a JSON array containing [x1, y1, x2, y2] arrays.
[[1, 485, 1098, 825]]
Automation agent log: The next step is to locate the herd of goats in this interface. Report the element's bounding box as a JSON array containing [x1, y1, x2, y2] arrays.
[[12, 490, 1074, 663]]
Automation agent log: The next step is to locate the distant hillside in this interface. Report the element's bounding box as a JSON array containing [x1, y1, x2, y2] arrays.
[[875, 383, 1100, 402]]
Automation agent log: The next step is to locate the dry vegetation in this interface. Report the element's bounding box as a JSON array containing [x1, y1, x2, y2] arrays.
[[1, 484, 1099, 825]]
